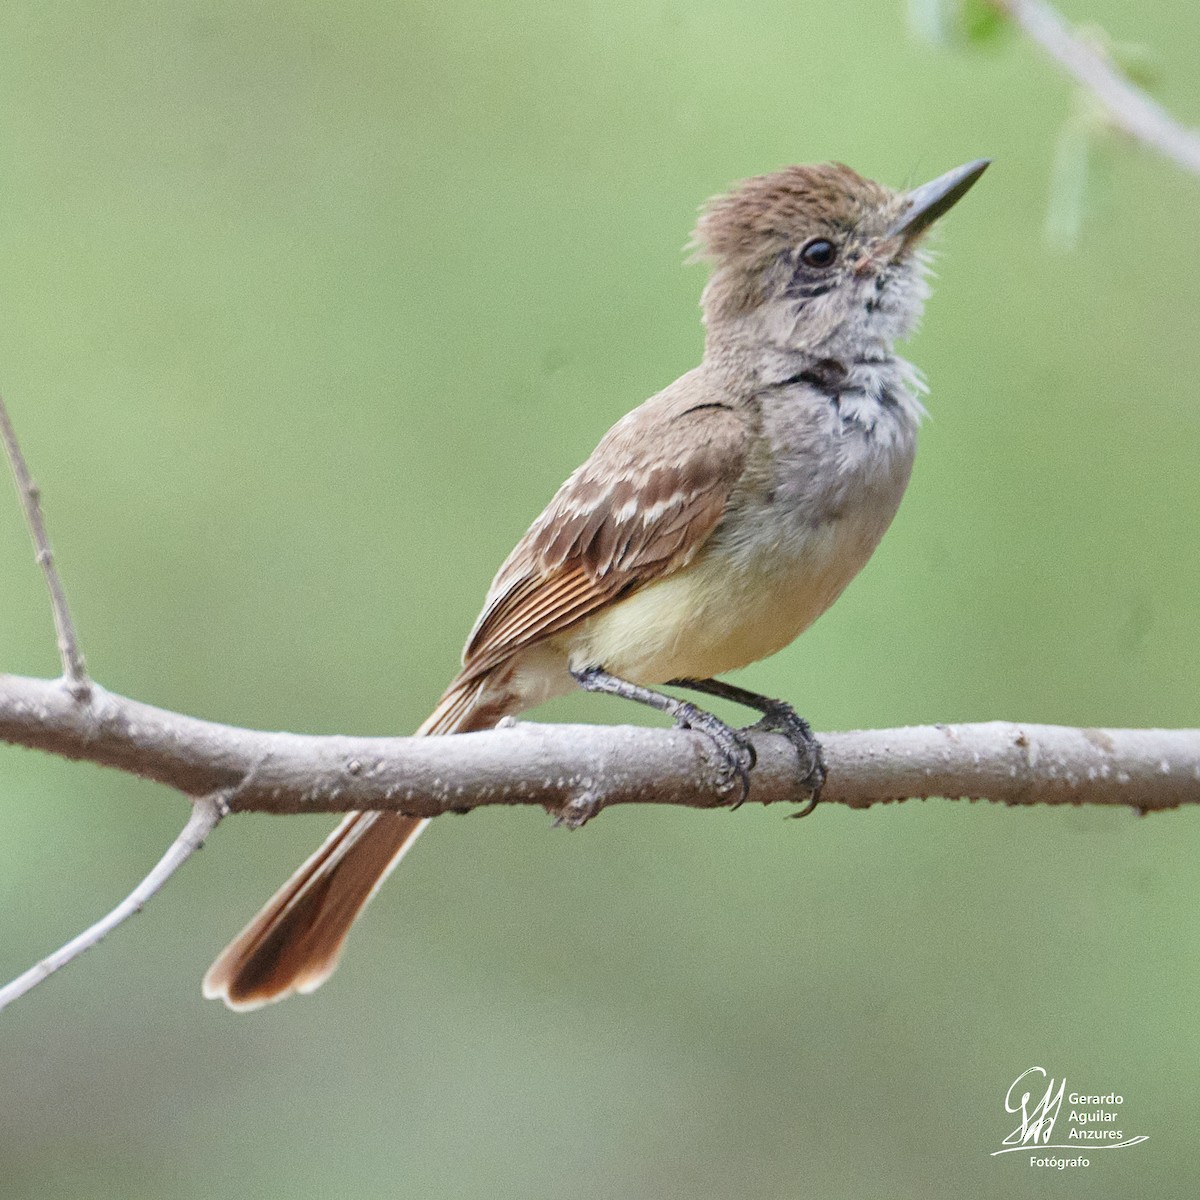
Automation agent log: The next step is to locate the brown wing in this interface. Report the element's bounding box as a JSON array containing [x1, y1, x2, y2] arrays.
[[459, 378, 749, 680]]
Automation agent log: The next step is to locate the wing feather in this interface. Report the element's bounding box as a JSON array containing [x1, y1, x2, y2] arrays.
[[459, 382, 748, 680]]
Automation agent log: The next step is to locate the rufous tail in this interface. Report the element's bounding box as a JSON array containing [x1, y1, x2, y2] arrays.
[[202, 675, 508, 1011]]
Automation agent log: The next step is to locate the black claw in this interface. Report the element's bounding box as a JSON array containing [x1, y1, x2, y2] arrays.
[[753, 701, 826, 816], [699, 718, 756, 807], [789, 790, 822, 819], [666, 678, 826, 817], [671, 701, 754, 805], [721, 753, 754, 809]]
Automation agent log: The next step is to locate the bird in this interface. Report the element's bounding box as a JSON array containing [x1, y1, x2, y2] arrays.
[[203, 157, 989, 1010]]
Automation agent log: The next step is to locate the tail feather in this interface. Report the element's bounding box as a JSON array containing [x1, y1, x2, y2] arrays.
[[202, 674, 510, 1011]]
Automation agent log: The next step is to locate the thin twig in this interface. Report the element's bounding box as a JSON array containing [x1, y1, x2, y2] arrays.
[[0, 795, 223, 1012], [0, 394, 90, 697], [991, 0, 1200, 178]]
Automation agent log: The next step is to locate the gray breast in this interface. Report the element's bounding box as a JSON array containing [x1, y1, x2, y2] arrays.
[[759, 366, 921, 532]]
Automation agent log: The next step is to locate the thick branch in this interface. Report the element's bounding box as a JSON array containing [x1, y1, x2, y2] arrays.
[[1, 674, 1196, 817], [992, 0, 1200, 177]]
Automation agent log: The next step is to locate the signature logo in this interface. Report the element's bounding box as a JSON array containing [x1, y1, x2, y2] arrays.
[[991, 1067, 1149, 1158]]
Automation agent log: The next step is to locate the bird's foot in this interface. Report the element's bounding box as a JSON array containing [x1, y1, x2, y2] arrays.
[[673, 702, 757, 807], [751, 701, 826, 816], [570, 665, 762, 806]]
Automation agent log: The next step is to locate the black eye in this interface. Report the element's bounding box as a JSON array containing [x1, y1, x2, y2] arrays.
[[799, 238, 838, 269]]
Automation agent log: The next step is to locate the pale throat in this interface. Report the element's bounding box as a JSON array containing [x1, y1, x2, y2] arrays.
[[701, 246, 932, 401], [704, 314, 927, 427]]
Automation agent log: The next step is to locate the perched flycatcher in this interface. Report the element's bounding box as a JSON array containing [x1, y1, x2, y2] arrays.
[[205, 157, 989, 1010]]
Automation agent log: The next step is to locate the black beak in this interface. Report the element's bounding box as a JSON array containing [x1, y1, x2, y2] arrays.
[[887, 158, 990, 240]]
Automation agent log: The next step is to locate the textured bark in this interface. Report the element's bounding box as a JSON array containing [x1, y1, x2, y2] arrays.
[[2, 674, 1196, 820]]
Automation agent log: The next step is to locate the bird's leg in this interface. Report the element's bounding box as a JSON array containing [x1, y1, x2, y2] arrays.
[[666, 678, 826, 817], [571, 666, 756, 805]]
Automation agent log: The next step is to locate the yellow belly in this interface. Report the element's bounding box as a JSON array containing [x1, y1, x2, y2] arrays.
[[565, 512, 881, 685]]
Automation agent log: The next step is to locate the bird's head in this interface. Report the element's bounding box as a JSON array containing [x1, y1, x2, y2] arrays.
[[693, 159, 988, 364]]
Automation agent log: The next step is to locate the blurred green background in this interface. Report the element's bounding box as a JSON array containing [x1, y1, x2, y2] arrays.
[[1, 1, 1198, 1197]]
